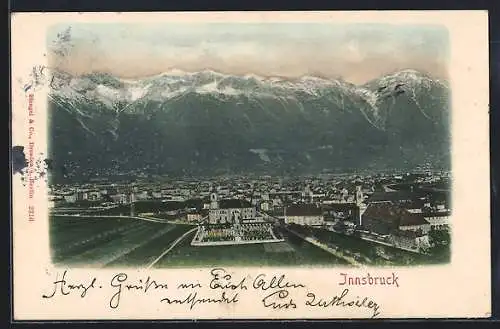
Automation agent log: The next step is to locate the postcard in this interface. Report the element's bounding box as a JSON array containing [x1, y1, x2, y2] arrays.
[[10, 11, 491, 320]]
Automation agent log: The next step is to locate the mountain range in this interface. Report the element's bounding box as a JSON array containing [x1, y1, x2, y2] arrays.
[[47, 68, 451, 180]]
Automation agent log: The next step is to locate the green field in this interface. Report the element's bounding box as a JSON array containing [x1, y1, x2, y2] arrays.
[[153, 228, 350, 268], [49, 215, 195, 268], [51, 216, 412, 268], [106, 225, 195, 267]]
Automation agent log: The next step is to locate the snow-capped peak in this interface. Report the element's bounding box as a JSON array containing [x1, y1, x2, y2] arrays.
[[48, 68, 447, 121], [371, 69, 447, 90]]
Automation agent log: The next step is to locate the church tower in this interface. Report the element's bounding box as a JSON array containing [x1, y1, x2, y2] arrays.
[[210, 191, 219, 210], [341, 188, 349, 203], [130, 192, 136, 217], [261, 192, 270, 211], [355, 185, 366, 226], [355, 185, 364, 206], [233, 210, 242, 242], [304, 184, 313, 203]]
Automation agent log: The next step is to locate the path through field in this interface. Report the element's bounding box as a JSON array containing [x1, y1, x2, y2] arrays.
[[50, 215, 195, 268]]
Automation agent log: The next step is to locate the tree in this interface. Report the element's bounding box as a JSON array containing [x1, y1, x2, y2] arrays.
[[429, 229, 450, 247], [427, 229, 451, 262]]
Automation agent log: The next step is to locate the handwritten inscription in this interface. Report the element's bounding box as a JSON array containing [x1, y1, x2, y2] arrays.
[[42, 270, 98, 299], [253, 273, 305, 290], [252, 273, 304, 310], [178, 282, 202, 289], [161, 291, 239, 310], [109, 273, 169, 309], [209, 268, 248, 290], [306, 288, 380, 318], [41, 269, 388, 318], [262, 289, 297, 309]]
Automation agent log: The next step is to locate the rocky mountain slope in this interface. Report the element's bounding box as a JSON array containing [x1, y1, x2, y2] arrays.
[[47, 68, 451, 179]]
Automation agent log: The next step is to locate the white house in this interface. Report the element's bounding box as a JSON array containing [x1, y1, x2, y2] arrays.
[[285, 204, 324, 226], [424, 211, 451, 230], [187, 213, 203, 222], [390, 231, 430, 251]]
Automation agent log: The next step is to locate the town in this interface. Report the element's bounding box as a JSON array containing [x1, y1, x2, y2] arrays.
[[48, 168, 451, 267]]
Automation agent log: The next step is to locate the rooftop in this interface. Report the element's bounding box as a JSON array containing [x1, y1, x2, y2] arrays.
[[286, 204, 323, 216], [323, 203, 358, 211], [367, 191, 423, 203], [362, 203, 429, 228], [219, 199, 253, 209]]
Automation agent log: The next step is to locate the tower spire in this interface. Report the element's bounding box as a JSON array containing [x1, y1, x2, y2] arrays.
[[130, 192, 136, 217]]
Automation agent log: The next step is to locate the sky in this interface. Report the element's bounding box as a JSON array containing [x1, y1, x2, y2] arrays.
[[47, 22, 449, 85]]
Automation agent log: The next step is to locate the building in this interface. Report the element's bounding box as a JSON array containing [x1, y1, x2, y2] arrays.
[[187, 213, 203, 222], [321, 186, 365, 225], [87, 190, 102, 201], [389, 230, 430, 251], [62, 192, 76, 203], [110, 193, 128, 204], [284, 204, 324, 226], [399, 213, 431, 234], [302, 185, 313, 203], [259, 193, 271, 211], [361, 202, 431, 236], [423, 210, 451, 230], [366, 190, 422, 206], [208, 191, 256, 224], [323, 203, 359, 224]]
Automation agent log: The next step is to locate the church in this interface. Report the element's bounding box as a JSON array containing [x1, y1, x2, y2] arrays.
[[208, 191, 257, 224], [192, 189, 283, 246]]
